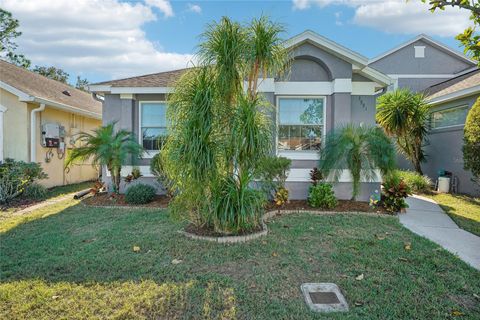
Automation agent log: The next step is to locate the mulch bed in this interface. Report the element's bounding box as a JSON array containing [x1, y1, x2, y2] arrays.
[[82, 193, 170, 208], [266, 199, 388, 214], [0, 198, 39, 212]]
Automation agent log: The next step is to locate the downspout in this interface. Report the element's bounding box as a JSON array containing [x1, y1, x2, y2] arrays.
[[30, 103, 45, 162]]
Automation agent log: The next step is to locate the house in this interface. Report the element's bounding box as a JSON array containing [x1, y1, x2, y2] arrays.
[[0, 60, 102, 188], [90, 30, 392, 201], [369, 35, 478, 195]]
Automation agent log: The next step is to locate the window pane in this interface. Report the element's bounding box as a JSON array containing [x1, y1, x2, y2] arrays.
[[142, 127, 167, 151], [278, 125, 322, 151], [431, 106, 468, 129], [279, 98, 323, 125], [141, 102, 167, 127]]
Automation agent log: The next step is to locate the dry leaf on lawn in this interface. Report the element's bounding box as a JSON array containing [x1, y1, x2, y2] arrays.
[[172, 259, 183, 264], [355, 274, 364, 281], [404, 242, 412, 251], [133, 246, 141, 252]]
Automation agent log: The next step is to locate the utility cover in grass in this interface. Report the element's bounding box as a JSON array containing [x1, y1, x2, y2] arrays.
[[301, 283, 349, 313]]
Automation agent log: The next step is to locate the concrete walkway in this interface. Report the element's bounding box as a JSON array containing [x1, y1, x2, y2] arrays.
[[399, 195, 480, 271]]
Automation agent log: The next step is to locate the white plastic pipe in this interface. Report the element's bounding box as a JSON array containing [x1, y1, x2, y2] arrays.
[[30, 103, 45, 162], [0, 104, 7, 162]]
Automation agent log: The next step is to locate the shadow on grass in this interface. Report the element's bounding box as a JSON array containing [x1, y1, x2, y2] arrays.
[[1, 202, 480, 319]]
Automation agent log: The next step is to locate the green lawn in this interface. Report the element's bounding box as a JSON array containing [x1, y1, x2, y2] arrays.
[[423, 193, 480, 237], [1, 200, 479, 319]]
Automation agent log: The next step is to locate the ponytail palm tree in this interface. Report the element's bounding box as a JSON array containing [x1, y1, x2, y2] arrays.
[[65, 122, 143, 194], [165, 16, 290, 233], [320, 125, 396, 200], [376, 89, 430, 175]]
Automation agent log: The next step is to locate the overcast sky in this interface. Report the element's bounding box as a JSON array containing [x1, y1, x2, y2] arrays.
[[0, 0, 471, 83]]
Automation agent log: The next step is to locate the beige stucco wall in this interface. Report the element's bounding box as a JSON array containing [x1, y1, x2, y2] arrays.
[[0, 88, 29, 161], [29, 104, 101, 188]]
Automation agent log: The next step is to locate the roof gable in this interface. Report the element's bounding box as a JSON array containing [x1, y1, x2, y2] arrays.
[[0, 60, 101, 118], [369, 34, 475, 65]]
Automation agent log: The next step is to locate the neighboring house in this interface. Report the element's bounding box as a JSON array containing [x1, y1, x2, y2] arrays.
[[370, 35, 478, 195], [90, 30, 392, 201], [0, 60, 102, 188]]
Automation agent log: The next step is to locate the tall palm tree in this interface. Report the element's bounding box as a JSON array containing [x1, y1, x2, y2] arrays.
[[376, 89, 430, 175], [246, 16, 291, 99], [65, 122, 143, 193], [320, 125, 396, 200]]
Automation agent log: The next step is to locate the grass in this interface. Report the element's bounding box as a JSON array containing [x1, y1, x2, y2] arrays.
[[0, 181, 93, 215], [423, 193, 480, 237], [1, 200, 479, 319]]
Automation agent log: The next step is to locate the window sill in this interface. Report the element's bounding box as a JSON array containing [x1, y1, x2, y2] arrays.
[[142, 150, 159, 159], [277, 151, 320, 160]]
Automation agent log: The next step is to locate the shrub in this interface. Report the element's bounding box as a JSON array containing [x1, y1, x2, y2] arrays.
[[255, 156, 291, 196], [150, 153, 174, 196], [23, 183, 48, 201], [395, 170, 432, 193], [463, 98, 480, 187], [308, 183, 337, 209], [125, 184, 156, 205], [381, 173, 411, 213], [0, 159, 47, 204], [310, 167, 323, 186]]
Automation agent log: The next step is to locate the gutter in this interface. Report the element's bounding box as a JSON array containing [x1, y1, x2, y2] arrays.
[[30, 103, 45, 162], [33, 97, 102, 120]]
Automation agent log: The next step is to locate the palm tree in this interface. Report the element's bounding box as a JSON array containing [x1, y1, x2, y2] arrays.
[[376, 89, 430, 175], [65, 122, 143, 193], [320, 125, 396, 200], [246, 16, 291, 99]]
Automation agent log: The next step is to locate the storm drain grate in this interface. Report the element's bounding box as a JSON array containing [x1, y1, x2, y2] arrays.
[[301, 283, 349, 313]]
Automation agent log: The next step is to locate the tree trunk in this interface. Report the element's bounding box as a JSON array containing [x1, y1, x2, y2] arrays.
[[413, 160, 423, 176]]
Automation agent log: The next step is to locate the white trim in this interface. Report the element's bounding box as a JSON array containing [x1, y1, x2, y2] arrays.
[[33, 97, 101, 120], [0, 80, 33, 101], [427, 84, 480, 105], [87, 85, 111, 93], [286, 168, 382, 183], [352, 82, 378, 95], [285, 30, 369, 66], [275, 95, 326, 157], [278, 151, 319, 160], [369, 34, 475, 65], [120, 93, 135, 100], [111, 87, 172, 94], [256, 78, 275, 92], [359, 67, 392, 86], [138, 100, 167, 158], [106, 165, 155, 177], [274, 80, 352, 95]]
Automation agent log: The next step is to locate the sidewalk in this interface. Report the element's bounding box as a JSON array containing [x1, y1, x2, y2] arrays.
[[399, 195, 480, 271]]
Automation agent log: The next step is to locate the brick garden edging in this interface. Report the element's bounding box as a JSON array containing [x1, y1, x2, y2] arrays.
[[180, 209, 393, 244]]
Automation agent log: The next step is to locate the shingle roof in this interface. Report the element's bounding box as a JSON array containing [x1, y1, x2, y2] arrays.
[[426, 69, 480, 100], [92, 68, 190, 87], [0, 60, 101, 116]]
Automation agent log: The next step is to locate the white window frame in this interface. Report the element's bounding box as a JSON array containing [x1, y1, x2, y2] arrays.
[[430, 105, 469, 130], [138, 100, 167, 158], [276, 95, 326, 160]]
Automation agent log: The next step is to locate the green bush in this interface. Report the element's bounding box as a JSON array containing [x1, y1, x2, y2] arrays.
[[255, 156, 291, 196], [0, 159, 48, 204], [381, 173, 411, 213], [395, 170, 432, 193], [463, 98, 480, 187], [23, 183, 48, 201], [308, 183, 337, 209], [125, 184, 156, 205]]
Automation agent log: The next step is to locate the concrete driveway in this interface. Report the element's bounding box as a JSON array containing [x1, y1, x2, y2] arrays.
[[399, 195, 480, 271]]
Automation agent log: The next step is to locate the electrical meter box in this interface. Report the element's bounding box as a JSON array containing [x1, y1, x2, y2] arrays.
[[41, 123, 60, 148]]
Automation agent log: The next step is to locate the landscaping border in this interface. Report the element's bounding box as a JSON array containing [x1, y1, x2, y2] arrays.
[[181, 209, 394, 243]]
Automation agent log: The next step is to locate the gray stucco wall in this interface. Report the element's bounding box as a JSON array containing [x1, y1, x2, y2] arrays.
[[351, 95, 376, 126], [370, 39, 473, 75], [395, 95, 479, 195], [286, 181, 379, 201], [289, 58, 330, 81], [398, 77, 452, 92]]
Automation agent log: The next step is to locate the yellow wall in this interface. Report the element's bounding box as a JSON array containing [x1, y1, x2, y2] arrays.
[[0, 88, 29, 161], [29, 104, 101, 188]]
